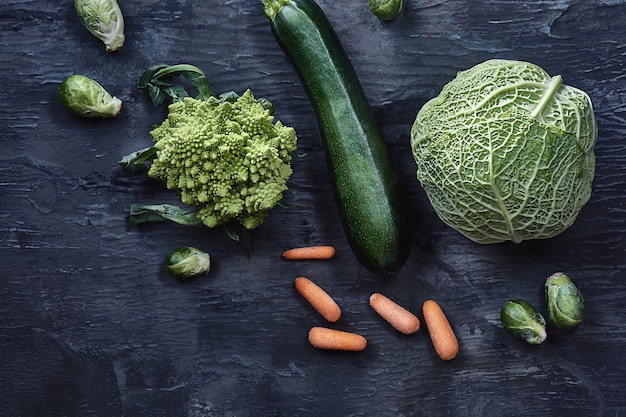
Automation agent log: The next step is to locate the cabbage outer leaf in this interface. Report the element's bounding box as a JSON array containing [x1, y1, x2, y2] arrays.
[[410, 59, 597, 243]]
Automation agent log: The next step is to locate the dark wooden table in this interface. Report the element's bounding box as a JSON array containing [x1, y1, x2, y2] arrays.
[[2, 1, 625, 416]]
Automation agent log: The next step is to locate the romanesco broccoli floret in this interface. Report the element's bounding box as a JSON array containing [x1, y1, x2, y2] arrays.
[[147, 89, 297, 229]]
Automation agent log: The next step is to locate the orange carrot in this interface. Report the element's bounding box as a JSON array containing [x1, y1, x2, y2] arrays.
[[308, 327, 367, 351], [283, 245, 336, 260], [294, 277, 341, 322], [369, 293, 420, 335], [422, 300, 459, 361]]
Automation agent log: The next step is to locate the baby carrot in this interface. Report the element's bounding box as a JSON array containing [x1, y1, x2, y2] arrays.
[[283, 245, 336, 260], [308, 327, 367, 351], [294, 276, 341, 322], [422, 300, 459, 361], [369, 293, 420, 335]]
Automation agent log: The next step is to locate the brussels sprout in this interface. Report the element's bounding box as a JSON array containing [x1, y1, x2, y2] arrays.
[[57, 75, 122, 118], [165, 247, 211, 279], [500, 299, 547, 345], [368, 0, 403, 20], [545, 272, 584, 330], [74, 0, 125, 52]]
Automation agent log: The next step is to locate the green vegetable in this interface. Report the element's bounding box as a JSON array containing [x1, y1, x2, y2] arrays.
[[137, 63, 214, 107], [368, 0, 403, 20], [411, 59, 597, 244], [545, 272, 584, 330], [118, 147, 158, 176], [262, 0, 411, 274], [57, 74, 122, 118], [119, 64, 297, 233], [501, 299, 547, 345], [165, 247, 211, 278], [127, 204, 202, 226], [74, 0, 125, 52]]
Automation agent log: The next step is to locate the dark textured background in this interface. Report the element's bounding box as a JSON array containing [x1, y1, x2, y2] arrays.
[[1, 1, 625, 416]]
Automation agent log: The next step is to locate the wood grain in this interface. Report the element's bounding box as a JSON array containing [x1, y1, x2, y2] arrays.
[[1, 1, 626, 416]]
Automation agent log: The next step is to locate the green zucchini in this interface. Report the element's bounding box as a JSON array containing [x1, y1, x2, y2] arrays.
[[262, 0, 411, 273]]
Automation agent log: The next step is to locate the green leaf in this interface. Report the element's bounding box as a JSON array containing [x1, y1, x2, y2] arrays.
[[155, 64, 213, 101], [137, 63, 214, 106], [118, 146, 158, 176], [218, 91, 274, 114], [163, 85, 189, 103], [137, 64, 166, 90], [223, 221, 254, 255], [127, 204, 202, 225], [257, 97, 275, 114], [275, 199, 295, 210], [218, 91, 240, 103]]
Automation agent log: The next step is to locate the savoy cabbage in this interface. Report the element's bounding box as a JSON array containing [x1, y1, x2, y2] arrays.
[[410, 59, 597, 244]]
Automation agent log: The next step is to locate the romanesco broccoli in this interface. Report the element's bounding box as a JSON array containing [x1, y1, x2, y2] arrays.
[[146, 89, 297, 230]]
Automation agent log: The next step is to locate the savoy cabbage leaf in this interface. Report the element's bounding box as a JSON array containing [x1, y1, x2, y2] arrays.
[[410, 59, 597, 244]]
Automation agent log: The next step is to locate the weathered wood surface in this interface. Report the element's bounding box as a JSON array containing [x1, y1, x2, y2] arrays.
[[1, 1, 626, 416]]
